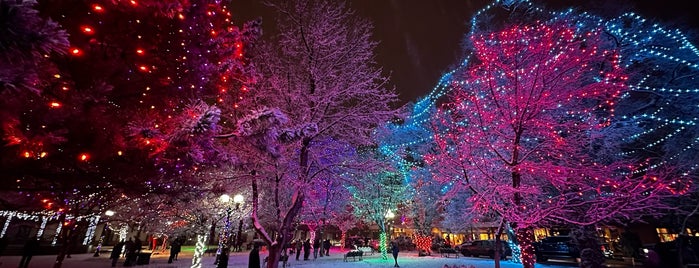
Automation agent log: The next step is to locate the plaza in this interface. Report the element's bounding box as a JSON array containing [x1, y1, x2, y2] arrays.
[[0, 246, 591, 268]]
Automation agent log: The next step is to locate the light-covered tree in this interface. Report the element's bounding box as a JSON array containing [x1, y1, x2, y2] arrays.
[[0, 1, 260, 267], [346, 156, 406, 260], [428, 11, 676, 268], [602, 5, 699, 232], [214, 1, 401, 266], [377, 1, 697, 267], [0, 0, 68, 95]]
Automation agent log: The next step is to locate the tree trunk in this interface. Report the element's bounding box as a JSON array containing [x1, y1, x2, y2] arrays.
[[380, 231, 388, 260], [191, 233, 208, 268], [251, 167, 305, 268], [516, 228, 536, 268], [340, 230, 347, 249], [494, 221, 504, 268], [266, 243, 283, 268]]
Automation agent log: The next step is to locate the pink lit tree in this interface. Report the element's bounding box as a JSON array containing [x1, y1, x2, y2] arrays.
[[428, 20, 676, 268]]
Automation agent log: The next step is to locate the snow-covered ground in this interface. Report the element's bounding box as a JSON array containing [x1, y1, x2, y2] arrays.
[[0, 247, 587, 268]]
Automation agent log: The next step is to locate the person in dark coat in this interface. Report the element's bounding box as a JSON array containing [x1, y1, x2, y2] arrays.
[[173, 238, 182, 260], [123, 238, 136, 266], [303, 239, 311, 260], [248, 243, 260, 268], [19, 239, 40, 268], [323, 239, 331, 256], [110, 241, 125, 267], [313, 238, 321, 258], [134, 237, 142, 253], [391, 241, 400, 267], [295, 240, 302, 260], [168, 239, 180, 263]]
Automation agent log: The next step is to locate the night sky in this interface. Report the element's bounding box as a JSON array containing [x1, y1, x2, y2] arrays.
[[229, 0, 699, 104]]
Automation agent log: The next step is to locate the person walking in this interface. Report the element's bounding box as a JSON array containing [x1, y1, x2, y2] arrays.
[[110, 240, 125, 267], [123, 238, 136, 266], [391, 241, 400, 267], [18, 239, 40, 268], [323, 239, 331, 256], [134, 236, 142, 253], [248, 243, 260, 268], [295, 240, 302, 261], [168, 238, 181, 263], [303, 239, 311, 260], [174, 237, 182, 260], [313, 238, 320, 259]]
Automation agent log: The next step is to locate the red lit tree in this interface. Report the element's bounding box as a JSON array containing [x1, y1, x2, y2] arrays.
[[0, 1, 260, 267], [428, 21, 676, 268]]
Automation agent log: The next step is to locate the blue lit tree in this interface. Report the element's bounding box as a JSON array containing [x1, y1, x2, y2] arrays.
[[602, 9, 699, 226]]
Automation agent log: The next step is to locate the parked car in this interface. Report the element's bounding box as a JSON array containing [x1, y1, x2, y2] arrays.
[[533, 236, 580, 263], [454, 241, 472, 251], [459, 240, 511, 259]]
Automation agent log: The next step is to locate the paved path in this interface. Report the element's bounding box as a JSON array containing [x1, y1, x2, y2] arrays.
[[0, 247, 623, 268]]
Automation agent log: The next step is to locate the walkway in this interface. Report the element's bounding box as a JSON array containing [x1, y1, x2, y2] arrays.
[[0, 247, 621, 268]]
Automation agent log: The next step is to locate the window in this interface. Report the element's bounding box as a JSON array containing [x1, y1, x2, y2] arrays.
[[656, 228, 676, 242]]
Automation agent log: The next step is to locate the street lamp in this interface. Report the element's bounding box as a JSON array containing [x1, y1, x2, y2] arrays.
[[216, 194, 244, 268], [381, 209, 395, 260], [215, 194, 232, 267], [385, 210, 395, 240]]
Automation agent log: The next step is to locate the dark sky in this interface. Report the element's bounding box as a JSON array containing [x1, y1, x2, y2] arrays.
[[229, 0, 699, 104]]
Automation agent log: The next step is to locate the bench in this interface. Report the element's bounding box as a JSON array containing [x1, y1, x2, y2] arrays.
[[357, 246, 375, 255], [439, 247, 459, 258], [263, 255, 289, 268], [343, 250, 363, 262]]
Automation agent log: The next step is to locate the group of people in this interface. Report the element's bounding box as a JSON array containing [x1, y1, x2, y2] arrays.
[[18, 239, 40, 268], [292, 238, 332, 260], [108, 237, 143, 267]]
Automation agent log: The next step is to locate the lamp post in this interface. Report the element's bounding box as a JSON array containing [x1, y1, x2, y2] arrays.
[[385, 210, 395, 239], [94, 210, 115, 257], [381, 209, 395, 260], [216, 194, 244, 268], [216, 194, 233, 268]]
